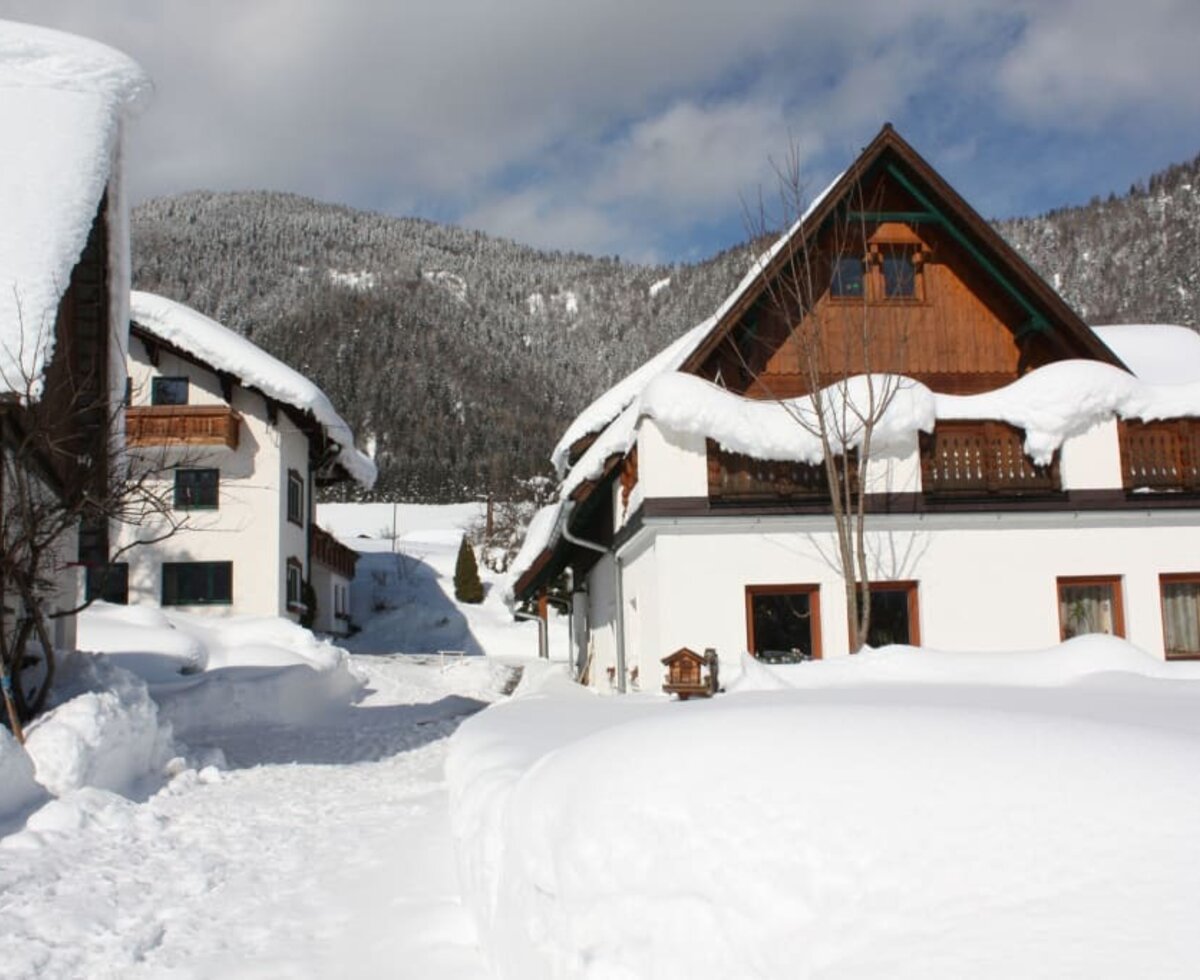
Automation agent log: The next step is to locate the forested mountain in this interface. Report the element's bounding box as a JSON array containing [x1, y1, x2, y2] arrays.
[[132, 192, 753, 500], [997, 151, 1200, 326], [131, 151, 1200, 501]]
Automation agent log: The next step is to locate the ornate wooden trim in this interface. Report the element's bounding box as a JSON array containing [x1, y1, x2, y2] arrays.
[[920, 420, 1059, 495], [126, 405, 240, 449], [1118, 419, 1200, 491]]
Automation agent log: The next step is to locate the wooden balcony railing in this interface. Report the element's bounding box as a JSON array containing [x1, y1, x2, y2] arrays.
[[1119, 419, 1200, 491], [313, 525, 358, 578], [126, 405, 240, 450], [707, 439, 848, 501], [920, 421, 1059, 495]]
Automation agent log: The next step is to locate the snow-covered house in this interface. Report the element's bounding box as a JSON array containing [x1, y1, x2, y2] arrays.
[[0, 21, 149, 653], [102, 291, 375, 628], [513, 124, 1200, 691]]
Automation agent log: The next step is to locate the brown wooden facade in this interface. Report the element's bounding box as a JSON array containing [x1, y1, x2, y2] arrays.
[[683, 125, 1124, 405]]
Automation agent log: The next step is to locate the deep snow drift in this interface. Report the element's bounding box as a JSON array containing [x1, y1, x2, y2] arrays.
[[448, 637, 1200, 979]]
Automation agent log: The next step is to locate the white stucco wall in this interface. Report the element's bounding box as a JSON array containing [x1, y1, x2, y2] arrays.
[[310, 562, 352, 636], [575, 414, 1200, 693], [1060, 418, 1122, 489], [623, 512, 1200, 682], [117, 337, 311, 619]]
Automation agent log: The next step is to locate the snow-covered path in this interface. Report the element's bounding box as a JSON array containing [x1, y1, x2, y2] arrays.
[[0, 656, 496, 980]]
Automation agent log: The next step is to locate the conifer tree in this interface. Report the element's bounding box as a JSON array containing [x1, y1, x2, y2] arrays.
[[454, 535, 484, 604]]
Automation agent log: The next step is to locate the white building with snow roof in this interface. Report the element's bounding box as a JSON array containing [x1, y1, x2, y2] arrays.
[[100, 291, 375, 633], [513, 125, 1200, 692], [0, 20, 149, 666]]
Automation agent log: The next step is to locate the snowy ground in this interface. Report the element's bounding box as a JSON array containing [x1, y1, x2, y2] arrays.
[[6, 504, 1200, 978], [0, 505, 552, 979]]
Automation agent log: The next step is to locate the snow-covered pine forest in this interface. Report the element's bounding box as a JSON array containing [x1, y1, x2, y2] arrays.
[[131, 150, 1200, 502]]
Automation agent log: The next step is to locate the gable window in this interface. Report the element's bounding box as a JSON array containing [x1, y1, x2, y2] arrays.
[[830, 256, 865, 298], [151, 376, 189, 405], [86, 563, 129, 605], [174, 468, 219, 509], [746, 584, 821, 662], [287, 469, 305, 527], [1160, 574, 1200, 659], [162, 561, 232, 606], [286, 558, 304, 611], [1057, 576, 1124, 640], [881, 254, 916, 298]]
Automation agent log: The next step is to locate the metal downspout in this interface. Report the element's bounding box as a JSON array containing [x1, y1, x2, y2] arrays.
[[560, 500, 627, 693]]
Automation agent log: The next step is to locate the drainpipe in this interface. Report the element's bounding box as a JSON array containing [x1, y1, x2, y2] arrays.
[[560, 500, 627, 693], [513, 608, 549, 659]]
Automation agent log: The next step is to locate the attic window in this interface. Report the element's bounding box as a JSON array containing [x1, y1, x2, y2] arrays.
[[882, 254, 916, 298], [830, 257, 865, 298]]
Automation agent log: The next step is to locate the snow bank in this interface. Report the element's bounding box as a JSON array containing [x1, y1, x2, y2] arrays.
[[449, 639, 1200, 979], [130, 291, 376, 488], [78, 601, 206, 681], [0, 20, 149, 397], [23, 654, 174, 799], [728, 634, 1200, 691], [0, 727, 44, 820], [77, 604, 365, 735]]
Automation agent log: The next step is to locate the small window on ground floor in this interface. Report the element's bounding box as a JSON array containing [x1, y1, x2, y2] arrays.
[[1057, 576, 1124, 640], [86, 563, 128, 605], [162, 561, 232, 606], [286, 558, 304, 611], [746, 585, 821, 662], [1160, 574, 1200, 659], [857, 581, 920, 647]]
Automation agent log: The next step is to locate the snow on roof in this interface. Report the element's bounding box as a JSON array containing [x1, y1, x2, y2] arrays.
[[517, 355, 1200, 588], [548, 173, 844, 477], [0, 20, 149, 396], [550, 316, 715, 476], [1092, 324, 1200, 385], [130, 291, 377, 489]]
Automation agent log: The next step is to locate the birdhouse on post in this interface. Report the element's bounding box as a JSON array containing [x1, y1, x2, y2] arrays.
[[661, 647, 717, 700]]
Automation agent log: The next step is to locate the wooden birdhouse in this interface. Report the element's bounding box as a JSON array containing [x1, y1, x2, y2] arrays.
[[662, 647, 717, 700]]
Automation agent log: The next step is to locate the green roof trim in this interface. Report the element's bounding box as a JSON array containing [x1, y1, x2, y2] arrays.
[[885, 163, 1050, 334]]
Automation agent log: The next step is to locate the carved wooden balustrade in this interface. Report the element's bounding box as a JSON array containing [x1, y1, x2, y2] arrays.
[[919, 421, 1059, 495], [126, 405, 240, 450], [1118, 419, 1200, 491], [707, 439, 847, 501]]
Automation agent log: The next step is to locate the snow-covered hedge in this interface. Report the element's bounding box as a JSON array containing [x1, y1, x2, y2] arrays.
[[448, 640, 1200, 979]]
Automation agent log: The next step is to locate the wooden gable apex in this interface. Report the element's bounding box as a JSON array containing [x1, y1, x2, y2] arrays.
[[680, 123, 1128, 396]]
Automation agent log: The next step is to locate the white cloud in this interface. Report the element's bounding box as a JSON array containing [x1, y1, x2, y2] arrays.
[[997, 0, 1200, 127], [6, 1, 1198, 257]]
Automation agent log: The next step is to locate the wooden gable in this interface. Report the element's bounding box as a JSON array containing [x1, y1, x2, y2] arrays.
[[686, 125, 1127, 399]]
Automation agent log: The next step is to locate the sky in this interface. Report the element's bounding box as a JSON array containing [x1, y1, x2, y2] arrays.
[[5, 0, 1200, 264]]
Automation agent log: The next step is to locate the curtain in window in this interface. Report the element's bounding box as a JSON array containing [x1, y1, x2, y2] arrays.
[[1162, 582, 1200, 655], [1058, 584, 1116, 639]]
